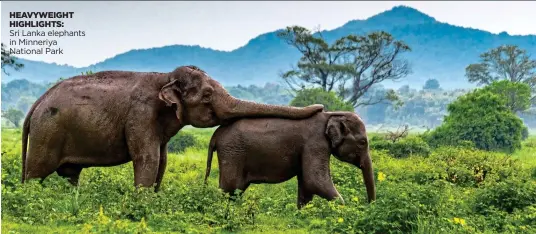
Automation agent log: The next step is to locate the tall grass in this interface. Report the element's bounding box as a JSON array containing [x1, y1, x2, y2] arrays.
[[1, 128, 535, 233]]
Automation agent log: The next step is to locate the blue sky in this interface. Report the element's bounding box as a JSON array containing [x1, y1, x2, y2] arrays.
[[1, 1, 535, 67]]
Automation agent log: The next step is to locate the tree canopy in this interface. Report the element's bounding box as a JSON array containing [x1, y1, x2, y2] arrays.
[[290, 88, 354, 112], [277, 26, 411, 107], [465, 45, 536, 103], [427, 88, 525, 153], [423, 79, 440, 90], [481, 80, 531, 113], [1, 43, 24, 76]]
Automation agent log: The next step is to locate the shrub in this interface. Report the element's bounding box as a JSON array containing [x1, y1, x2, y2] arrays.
[[427, 89, 525, 153], [354, 181, 444, 233], [429, 147, 522, 187], [370, 135, 430, 158], [473, 178, 536, 214], [521, 125, 529, 141], [167, 131, 198, 153], [290, 88, 354, 112]]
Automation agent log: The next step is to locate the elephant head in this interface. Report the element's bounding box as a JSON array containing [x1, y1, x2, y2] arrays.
[[158, 65, 325, 127], [325, 113, 376, 203]]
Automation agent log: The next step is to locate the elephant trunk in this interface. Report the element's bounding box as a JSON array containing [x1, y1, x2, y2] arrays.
[[213, 89, 324, 120], [360, 152, 376, 203]]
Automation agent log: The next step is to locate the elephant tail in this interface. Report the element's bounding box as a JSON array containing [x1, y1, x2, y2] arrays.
[[204, 130, 218, 185], [21, 111, 30, 183]]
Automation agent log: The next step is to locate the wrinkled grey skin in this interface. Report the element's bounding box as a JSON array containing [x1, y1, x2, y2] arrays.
[[204, 111, 376, 208], [21, 65, 324, 191]]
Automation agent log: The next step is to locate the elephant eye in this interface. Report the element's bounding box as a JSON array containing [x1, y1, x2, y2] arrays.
[[201, 91, 212, 103]]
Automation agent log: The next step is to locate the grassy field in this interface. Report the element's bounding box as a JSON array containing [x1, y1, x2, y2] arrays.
[[1, 128, 536, 233]]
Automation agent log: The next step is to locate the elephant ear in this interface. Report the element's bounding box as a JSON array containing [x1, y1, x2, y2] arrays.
[[158, 80, 184, 123], [326, 116, 348, 148]]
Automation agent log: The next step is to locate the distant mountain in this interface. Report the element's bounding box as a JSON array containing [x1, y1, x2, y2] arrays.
[[3, 5, 536, 89]]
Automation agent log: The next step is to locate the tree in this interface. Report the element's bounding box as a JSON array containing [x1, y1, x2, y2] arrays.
[[397, 85, 411, 95], [481, 80, 531, 113], [465, 45, 536, 102], [278, 26, 411, 107], [2, 108, 24, 128], [423, 79, 440, 90], [290, 88, 354, 112], [167, 131, 198, 153], [427, 88, 525, 153], [359, 85, 402, 124], [1, 43, 24, 75], [16, 96, 37, 114]]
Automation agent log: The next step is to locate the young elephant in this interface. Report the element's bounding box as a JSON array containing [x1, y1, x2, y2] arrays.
[[204, 111, 376, 208]]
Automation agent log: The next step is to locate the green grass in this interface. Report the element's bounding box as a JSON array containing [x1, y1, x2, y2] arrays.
[[2, 128, 536, 233]]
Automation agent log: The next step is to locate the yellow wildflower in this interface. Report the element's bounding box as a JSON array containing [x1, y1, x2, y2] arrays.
[[338, 218, 344, 223], [378, 172, 386, 182], [453, 217, 466, 226]]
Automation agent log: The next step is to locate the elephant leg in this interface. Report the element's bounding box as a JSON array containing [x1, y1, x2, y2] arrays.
[[219, 169, 248, 199], [315, 184, 344, 204], [56, 164, 83, 186], [297, 177, 313, 209], [25, 132, 63, 184], [25, 153, 59, 184], [127, 128, 161, 189], [301, 150, 344, 204], [154, 144, 168, 192]]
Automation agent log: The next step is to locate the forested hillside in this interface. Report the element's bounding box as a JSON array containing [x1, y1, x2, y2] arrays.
[[3, 78, 535, 130], [3, 6, 536, 90]]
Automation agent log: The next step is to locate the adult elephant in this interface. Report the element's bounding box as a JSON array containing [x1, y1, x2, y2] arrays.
[[21, 65, 324, 191]]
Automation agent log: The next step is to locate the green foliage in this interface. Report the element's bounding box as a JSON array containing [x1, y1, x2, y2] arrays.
[[1, 128, 535, 233], [465, 45, 536, 103], [167, 131, 199, 153], [290, 88, 354, 112], [429, 147, 523, 187], [278, 26, 411, 107], [473, 178, 536, 214], [370, 135, 431, 158], [1, 43, 24, 76], [423, 78, 440, 90], [2, 108, 24, 128], [81, 70, 94, 76], [521, 126, 530, 141], [428, 88, 525, 153], [481, 80, 531, 113]]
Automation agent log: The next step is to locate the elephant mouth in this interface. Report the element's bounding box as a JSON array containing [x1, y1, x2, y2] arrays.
[[208, 108, 218, 121]]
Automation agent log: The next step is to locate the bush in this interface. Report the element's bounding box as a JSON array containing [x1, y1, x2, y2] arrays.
[[429, 147, 522, 187], [167, 131, 198, 153], [290, 88, 354, 112], [427, 89, 525, 153], [370, 135, 431, 158], [521, 126, 529, 141], [473, 178, 536, 214]]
